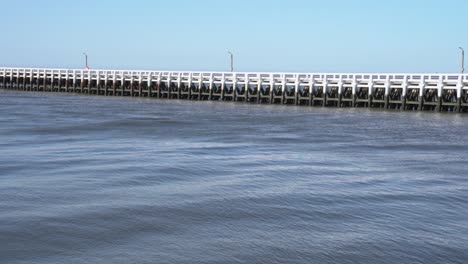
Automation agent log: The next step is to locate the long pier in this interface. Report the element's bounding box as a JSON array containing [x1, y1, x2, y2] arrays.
[[1, 67, 468, 112]]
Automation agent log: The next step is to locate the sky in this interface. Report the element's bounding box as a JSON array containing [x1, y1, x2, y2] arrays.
[[1, 0, 467, 73]]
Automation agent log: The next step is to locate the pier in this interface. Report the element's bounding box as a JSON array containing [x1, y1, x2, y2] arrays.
[[1, 67, 467, 112]]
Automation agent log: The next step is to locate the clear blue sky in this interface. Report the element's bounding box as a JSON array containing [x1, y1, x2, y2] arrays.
[[1, 0, 466, 73]]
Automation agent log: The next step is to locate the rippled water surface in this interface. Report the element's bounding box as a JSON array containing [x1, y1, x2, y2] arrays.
[[1, 90, 468, 264]]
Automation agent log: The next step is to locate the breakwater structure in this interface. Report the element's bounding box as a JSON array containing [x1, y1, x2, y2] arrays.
[[1, 67, 468, 112]]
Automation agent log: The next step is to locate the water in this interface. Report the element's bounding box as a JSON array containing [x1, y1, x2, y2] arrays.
[[1, 89, 468, 264]]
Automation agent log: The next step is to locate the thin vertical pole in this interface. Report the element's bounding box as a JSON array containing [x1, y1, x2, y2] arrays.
[[83, 52, 89, 70], [459, 47, 465, 74], [228, 51, 234, 72]]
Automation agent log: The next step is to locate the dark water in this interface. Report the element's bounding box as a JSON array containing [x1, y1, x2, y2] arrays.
[[1, 90, 468, 264]]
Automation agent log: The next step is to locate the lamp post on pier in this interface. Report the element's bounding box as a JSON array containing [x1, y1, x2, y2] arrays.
[[83, 52, 89, 70], [459, 47, 464, 74], [227, 51, 234, 72]]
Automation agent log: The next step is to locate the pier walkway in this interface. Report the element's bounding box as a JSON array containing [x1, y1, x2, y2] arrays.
[[1, 67, 467, 112]]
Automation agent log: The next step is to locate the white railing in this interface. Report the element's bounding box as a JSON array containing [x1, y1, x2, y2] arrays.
[[1, 67, 467, 96]]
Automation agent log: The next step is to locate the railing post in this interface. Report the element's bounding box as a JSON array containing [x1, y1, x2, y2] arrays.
[[244, 73, 249, 102], [338, 75, 343, 107], [120, 71, 125, 96], [87, 69, 92, 92], [401, 75, 408, 110], [208, 72, 213, 101], [221, 73, 225, 101], [323, 75, 328, 107], [147, 72, 152, 97], [198, 73, 203, 100], [352, 75, 357, 107], [233, 73, 237, 101], [257, 73, 261, 103], [112, 71, 116, 96], [295, 75, 300, 105], [281, 74, 286, 104], [167, 72, 172, 98], [437, 77, 443, 112], [188, 72, 192, 99], [80, 70, 84, 93], [419, 76, 425, 110], [368, 75, 373, 108], [177, 72, 181, 99], [156, 72, 161, 98], [384, 75, 390, 109], [269, 74, 274, 104], [457, 75, 463, 112], [104, 71, 109, 95], [308, 75, 314, 106]]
